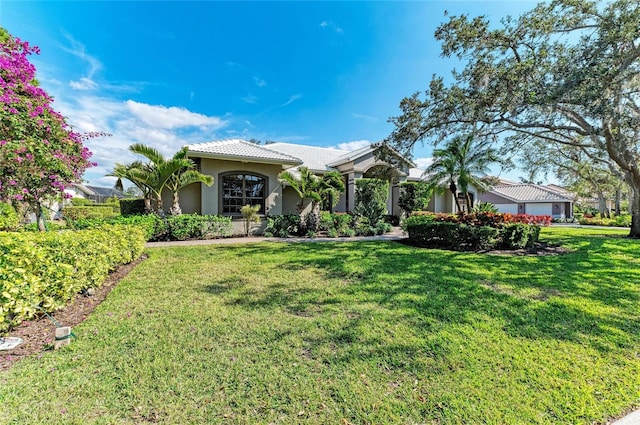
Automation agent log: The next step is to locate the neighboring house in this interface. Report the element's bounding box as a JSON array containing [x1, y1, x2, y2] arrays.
[[66, 184, 127, 203], [180, 139, 418, 226], [480, 184, 574, 218]]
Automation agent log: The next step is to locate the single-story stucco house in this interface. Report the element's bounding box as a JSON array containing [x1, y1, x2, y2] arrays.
[[172, 139, 570, 233], [479, 184, 574, 218], [177, 140, 415, 229]]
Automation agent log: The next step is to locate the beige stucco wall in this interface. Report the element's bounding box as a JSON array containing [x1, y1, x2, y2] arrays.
[[199, 158, 285, 216]]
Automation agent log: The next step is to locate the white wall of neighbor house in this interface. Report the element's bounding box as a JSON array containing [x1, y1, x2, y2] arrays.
[[198, 158, 285, 216], [526, 203, 552, 216], [493, 203, 519, 214]]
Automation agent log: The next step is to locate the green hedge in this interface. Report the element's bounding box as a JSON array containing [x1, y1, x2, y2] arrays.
[[63, 204, 120, 220], [120, 198, 146, 216], [405, 221, 540, 251], [0, 202, 19, 231], [66, 214, 232, 241], [0, 224, 145, 331]]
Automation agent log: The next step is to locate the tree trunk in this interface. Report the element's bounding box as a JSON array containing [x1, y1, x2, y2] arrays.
[[615, 187, 621, 216], [597, 192, 607, 217], [630, 185, 640, 238], [35, 201, 46, 232], [450, 181, 462, 213], [155, 194, 165, 217], [465, 192, 473, 212], [169, 192, 182, 215], [144, 196, 152, 214]]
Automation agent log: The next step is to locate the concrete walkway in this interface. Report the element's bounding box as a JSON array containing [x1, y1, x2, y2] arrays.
[[145, 227, 406, 248]]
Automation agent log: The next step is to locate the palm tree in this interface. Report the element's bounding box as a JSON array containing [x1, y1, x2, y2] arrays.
[[278, 167, 346, 230], [425, 134, 500, 212], [278, 167, 320, 213], [163, 147, 213, 215], [108, 145, 213, 216], [107, 161, 153, 213]]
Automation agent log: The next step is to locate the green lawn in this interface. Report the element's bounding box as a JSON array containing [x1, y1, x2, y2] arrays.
[[1, 227, 639, 424]]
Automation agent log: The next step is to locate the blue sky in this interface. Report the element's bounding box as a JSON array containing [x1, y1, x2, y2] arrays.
[[1, 1, 538, 186]]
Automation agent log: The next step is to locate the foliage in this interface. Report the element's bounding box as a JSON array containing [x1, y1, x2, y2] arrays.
[[0, 224, 144, 331], [423, 134, 502, 212], [240, 204, 261, 236], [354, 178, 389, 227], [579, 214, 632, 227], [278, 167, 346, 231], [0, 29, 100, 230], [405, 221, 537, 251], [165, 215, 232, 241], [119, 198, 146, 216], [0, 201, 18, 230], [62, 204, 120, 221], [66, 213, 232, 241], [386, 0, 640, 237], [109, 145, 213, 216], [398, 181, 431, 216], [264, 214, 303, 237], [472, 201, 499, 214]]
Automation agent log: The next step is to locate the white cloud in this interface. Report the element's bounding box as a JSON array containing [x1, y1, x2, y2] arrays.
[[51, 94, 228, 186], [282, 94, 302, 107], [254, 76, 267, 87], [69, 77, 98, 90], [126, 100, 226, 130], [413, 157, 433, 169], [241, 95, 259, 104], [352, 113, 378, 123], [337, 140, 372, 151], [319, 20, 343, 34], [60, 31, 103, 90]]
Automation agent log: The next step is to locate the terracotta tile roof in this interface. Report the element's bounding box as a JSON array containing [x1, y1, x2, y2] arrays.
[[187, 139, 302, 165]]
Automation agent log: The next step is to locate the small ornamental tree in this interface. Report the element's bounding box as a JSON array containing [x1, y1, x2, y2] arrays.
[[354, 178, 389, 227], [398, 181, 431, 216], [0, 28, 98, 230]]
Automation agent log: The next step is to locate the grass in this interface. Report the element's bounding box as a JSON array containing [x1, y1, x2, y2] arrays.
[[1, 226, 639, 424]]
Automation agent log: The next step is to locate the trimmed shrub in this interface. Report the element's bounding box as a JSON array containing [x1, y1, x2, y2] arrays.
[[264, 214, 302, 237], [579, 214, 631, 227], [0, 224, 145, 331], [354, 178, 389, 227], [398, 181, 431, 216], [120, 198, 146, 216], [0, 202, 19, 231], [62, 204, 120, 220], [66, 214, 231, 241], [405, 220, 540, 251], [166, 215, 233, 241]]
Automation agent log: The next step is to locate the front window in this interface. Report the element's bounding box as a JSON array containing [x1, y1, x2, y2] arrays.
[[221, 173, 266, 214]]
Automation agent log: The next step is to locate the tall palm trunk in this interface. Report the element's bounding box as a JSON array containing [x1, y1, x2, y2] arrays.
[[450, 180, 462, 213], [170, 192, 182, 215]]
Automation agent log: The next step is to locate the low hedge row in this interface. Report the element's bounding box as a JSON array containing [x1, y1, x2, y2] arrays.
[[579, 215, 631, 227], [66, 214, 233, 241], [405, 221, 541, 251], [63, 204, 121, 220], [0, 224, 145, 331], [406, 211, 552, 226], [265, 212, 392, 238]]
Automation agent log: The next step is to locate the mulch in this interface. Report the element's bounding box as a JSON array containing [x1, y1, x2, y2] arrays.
[[0, 254, 147, 372]]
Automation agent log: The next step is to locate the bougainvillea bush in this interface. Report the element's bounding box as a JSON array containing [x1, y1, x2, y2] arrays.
[[0, 28, 98, 230]]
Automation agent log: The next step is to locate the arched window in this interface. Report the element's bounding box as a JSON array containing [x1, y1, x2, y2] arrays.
[[220, 172, 267, 214]]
